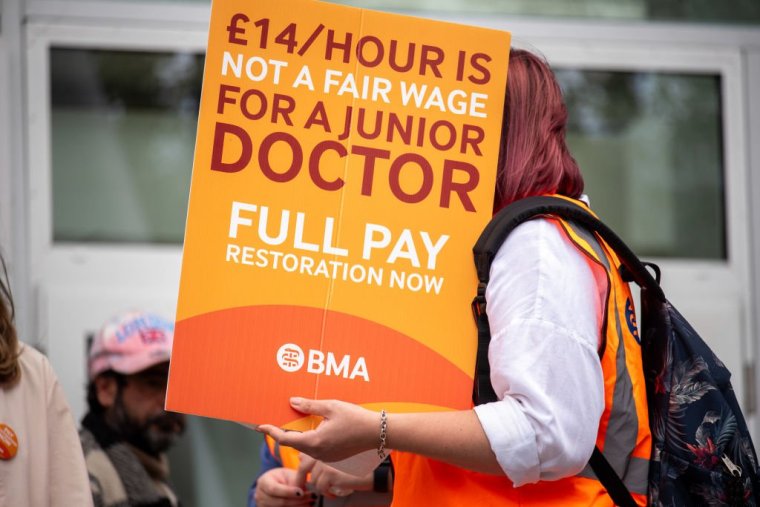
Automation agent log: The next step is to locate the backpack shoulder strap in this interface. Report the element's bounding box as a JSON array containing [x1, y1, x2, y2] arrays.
[[472, 195, 664, 404], [473, 195, 664, 300]]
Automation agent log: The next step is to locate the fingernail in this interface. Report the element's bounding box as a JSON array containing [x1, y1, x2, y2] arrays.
[[295, 489, 303, 497], [291, 396, 304, 405]]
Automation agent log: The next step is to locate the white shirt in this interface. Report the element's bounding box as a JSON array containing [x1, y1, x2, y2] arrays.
[[473, 218, 606, 486]]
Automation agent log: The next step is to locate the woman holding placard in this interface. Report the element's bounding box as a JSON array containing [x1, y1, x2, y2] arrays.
[[258, 48, 650, 507]]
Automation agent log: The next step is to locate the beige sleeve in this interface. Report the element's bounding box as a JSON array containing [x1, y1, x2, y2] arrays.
[[44, 356, 96, 507]]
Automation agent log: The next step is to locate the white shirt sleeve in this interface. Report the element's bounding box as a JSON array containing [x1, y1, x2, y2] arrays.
[[473, 218, 606, 486]]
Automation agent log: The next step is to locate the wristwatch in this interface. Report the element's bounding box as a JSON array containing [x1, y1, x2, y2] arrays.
[[373, 457, 392, 493]]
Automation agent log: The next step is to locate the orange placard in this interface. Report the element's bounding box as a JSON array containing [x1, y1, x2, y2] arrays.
[[166, 0, 510, 430]]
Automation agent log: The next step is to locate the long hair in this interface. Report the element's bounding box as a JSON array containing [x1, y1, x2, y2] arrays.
[[494, 49, 583, 212], [0, 253, 21, 387]]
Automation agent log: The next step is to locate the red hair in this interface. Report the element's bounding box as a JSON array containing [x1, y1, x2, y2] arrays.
[[493, 49, 583, 212]]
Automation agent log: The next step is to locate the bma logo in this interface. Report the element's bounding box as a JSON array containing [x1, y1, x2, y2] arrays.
[[276, 343, 369, 382], [277, 343, 305, 372]]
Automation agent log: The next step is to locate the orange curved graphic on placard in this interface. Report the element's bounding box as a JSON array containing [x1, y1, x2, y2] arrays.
[[166, 305, 473, 427]]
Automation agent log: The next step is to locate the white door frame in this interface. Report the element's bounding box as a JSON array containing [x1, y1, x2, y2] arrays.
[[1, 37, 10, 254], [748, 49, 760, 419], [25, 20, 208, 417], [3, 0, 32, 343]]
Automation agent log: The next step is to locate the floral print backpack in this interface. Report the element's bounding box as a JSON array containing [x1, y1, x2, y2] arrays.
[[472, 196, 760, 506]]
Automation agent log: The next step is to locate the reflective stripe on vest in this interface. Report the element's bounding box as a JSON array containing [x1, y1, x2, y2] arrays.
[[265, 434, 301, 470], [391, 198, 651, 507], [558, 219, 651, 498]]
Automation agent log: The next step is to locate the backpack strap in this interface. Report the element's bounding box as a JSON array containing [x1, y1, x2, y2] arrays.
[[471, 286, 497, 405], [471, 194, 664, 404], [471, 195, 658, 505], [473, 196, 664, 300], [589, 448, 638, 507]]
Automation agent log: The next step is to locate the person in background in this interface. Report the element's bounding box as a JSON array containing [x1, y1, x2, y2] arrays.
[[0, 251, 93, 506], [80, 311, 186, 507], [249, 434, 391, 507], [257, 48, 651, 506]]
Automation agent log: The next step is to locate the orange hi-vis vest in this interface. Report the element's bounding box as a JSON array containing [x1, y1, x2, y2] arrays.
[[392, 200, 652, 506]]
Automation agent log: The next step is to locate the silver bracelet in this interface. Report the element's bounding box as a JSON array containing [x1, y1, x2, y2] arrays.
[[377, 409, 388, 459]]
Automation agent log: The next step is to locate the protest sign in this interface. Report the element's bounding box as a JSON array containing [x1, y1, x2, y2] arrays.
[[166, 0, 510, 430]]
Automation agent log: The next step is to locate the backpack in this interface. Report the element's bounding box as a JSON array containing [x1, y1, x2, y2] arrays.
[[471, 195, 760, 506]]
